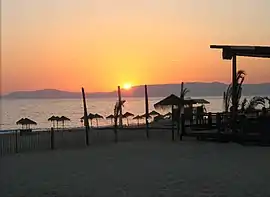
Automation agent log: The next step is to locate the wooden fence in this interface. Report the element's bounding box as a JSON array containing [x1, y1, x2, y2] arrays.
[[1, 112, 269, 157]]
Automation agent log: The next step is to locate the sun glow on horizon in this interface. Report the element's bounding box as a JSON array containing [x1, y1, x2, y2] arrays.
[[123, 83, 132, 90]]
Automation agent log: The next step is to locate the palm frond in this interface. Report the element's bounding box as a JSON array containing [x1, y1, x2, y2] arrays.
[[223, 70, 246, 112], [180, 88, 189, 98]]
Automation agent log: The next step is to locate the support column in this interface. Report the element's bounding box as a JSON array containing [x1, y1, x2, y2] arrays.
[[232, 55, 237, 133]]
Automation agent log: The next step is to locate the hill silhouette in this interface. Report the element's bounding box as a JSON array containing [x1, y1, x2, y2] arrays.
[[1, 82, 270, 99]]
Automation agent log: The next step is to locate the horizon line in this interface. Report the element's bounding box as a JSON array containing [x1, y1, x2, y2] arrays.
[[1, 81, 270, 96]]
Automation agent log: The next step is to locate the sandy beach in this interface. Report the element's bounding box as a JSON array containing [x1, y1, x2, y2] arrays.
[[1, 128, 270, 197]]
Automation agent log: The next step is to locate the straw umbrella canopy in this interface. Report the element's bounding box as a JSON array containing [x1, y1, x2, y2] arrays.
[[94, 113, 103, 127], [16, 118, 25, 126], [192, 99, 210, 104], [59, 116, 70, 129], [133, 115, 142, 126], [155, 94, 201, 109], [86, 113, 95, 127], [106, 114, 115, 125], [141, 113, 151, 119], [16, 118, 37, 129], [154, 94, 182, 110], [48, 115, 58, 128], [149, 110, 160, 117], [54, 116, 61, 130], [163, 112, 172, 119], [80, 114, 92, 127], [123, 112, 134, 126], [153, 114, 165, 122]]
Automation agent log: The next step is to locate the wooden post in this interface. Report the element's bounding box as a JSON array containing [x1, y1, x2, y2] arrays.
[[171, 105, 175, 141], [216, 113, 221, 134], [180, 113, 185, 140], [145, 85, 149, 139], [114, 115, 118, 143], [82, 87, 90, 146], [50, 127, 55, 150], [208, 112, 212, 128], [117, 86, 123, 128], [232, 55, 237, 133], [15, 130, 18, 153]]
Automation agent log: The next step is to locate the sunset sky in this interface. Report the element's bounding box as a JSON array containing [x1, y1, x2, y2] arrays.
[[2, 0, 270, 94]]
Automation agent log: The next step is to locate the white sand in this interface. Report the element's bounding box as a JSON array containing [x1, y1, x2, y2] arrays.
[[1, 137, 270, 197]]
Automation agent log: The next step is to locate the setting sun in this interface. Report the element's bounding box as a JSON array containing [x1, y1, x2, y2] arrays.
[[123, 83, 132, 90]]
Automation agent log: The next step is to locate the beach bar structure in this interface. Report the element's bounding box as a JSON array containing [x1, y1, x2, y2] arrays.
[[210, 45, 270, 132]]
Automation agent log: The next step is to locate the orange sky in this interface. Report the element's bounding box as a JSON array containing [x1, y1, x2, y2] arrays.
[[1, 0, 270, 94]]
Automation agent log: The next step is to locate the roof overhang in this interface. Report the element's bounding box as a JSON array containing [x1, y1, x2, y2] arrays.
[[210, 45, 270, 60]]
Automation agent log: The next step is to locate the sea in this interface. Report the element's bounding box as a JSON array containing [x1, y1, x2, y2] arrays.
[[0, 96, 268, 132]]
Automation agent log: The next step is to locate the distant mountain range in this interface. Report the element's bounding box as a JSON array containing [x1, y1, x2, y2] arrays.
[[1, 82, 270, 99]]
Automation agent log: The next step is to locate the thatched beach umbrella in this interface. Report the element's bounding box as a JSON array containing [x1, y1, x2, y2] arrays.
[[123, 112, 134, 126], [94, 113, 103, 127], [106, 114, 115, 125], [163, 112, 172, 119], [54, 116, 61, 130], [149, 110, 160, 117], [80, 114, 91, 127], [48, 115, 58, 128], [154, 94, 183, 141], [153, 114, 165, 122], [16, 118, 25, 127], [87, 113, 95, 127], [141, 113, 151, 119], [16, 118, 37, 129], [133, 115, 142, 126], [59, 116, 70, 130], [154, 94, 182, 110]]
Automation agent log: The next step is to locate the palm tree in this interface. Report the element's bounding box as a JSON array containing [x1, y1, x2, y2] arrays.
[[179, 82, 189, 114], [223, 70, 246, 112]]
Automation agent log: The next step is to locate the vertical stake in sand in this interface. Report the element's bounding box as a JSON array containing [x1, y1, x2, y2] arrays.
[[144, 85, 149, 139], [82, 87, 90, 146], [179, 82, 184, 140], [15, 130, 18, 153], [171, 105, 175, 141], [117, 86, 123, 127], [50, 127, 55, 150]]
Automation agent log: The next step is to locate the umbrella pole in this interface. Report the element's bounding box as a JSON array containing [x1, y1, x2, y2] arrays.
[[96, 118, 99, 127], [145, 85, 149, 139], [127, 118, 129, 126], [171, 105, 175, 141], [117, 86, 123, 127]]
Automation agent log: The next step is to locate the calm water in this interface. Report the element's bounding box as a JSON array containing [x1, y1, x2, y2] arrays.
[[1, 96, 266, 131], [0, 96, 222, 131]]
